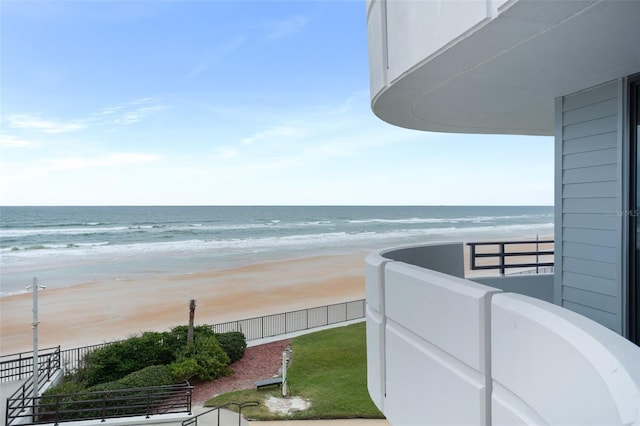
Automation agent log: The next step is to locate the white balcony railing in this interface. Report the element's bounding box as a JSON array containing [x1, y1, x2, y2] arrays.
[[366, 242, 640, 426]]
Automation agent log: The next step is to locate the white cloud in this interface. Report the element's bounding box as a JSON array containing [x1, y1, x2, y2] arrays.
[[0, 134, 35, 148], [0, 152, 162, 204], [324, 89, 370, 116], [4, 97, 164, 139], [6, 114, 86, 133], [112, 105, 164, 125], [94, 97, 164, 125], [187, 36, 247, 79], [215, 147, 240, 160], [265, 15, 307, 40], [241, 125, 308, 145], [129, 97, 156, 105], [96, 105, 123, 116], [43, 152, 161, 170]]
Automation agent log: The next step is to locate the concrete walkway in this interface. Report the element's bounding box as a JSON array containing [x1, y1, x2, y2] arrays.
[[144, 404, 390, 426], [247, 419, 389, 425], [181, 405, 390, 426], [1, 379, 28, 426], [187, 404, 390, 426]]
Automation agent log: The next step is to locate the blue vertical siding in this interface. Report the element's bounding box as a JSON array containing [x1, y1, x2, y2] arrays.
[[557, 80, 622, 332]]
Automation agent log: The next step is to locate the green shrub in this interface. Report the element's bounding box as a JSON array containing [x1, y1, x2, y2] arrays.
[[42, 380, 86, 397], [86, 380, 127, 393], [116, 365, 174, 389], [168, 359, 200, 382], [40, 381, 87, 416], [37, 322, 241, 422], [79, 325, 233, 387], [82, 332, 175, 386], [166, 324, 217, 354], [175, 335, 230, 381], [215, 332, 247, 363]]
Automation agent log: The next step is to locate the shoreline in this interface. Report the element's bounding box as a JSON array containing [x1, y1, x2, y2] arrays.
[[0, 236, 553, 355]]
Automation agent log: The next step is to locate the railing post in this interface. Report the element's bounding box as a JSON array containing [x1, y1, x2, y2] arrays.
[[186, 384, 192, 415], [536, 234, 540, 274], [101, 393, 107, 422], [19, 384, 26, 409], [146, 389, 151, 418], [469, 243, 477, 270], [55, 394, 61, 425], [499, 243, 505, 275], [32, 395, 37, 423]]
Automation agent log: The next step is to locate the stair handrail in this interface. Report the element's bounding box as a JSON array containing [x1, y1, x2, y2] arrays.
[[182, 401, 259, 426]]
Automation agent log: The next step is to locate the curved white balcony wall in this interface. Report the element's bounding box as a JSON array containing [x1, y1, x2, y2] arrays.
[[492, 293, 640, 425], [366, 243, 640, 425], [366, 246, 500, 425], [473, 274, 554, 303], [378, 242, 465, 278], [366, 0, 640, 134]]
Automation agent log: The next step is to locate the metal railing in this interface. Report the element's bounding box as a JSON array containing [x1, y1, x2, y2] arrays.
[[467, 239, 554, 275], [58, 343, 114, 376], [6, 382, 192, 425], [213, 299, 365, 340], [4, 348, 62, 426], [50, 299, 365, 374], [182, 401, 258, 426], [1, 347, 60, 383]]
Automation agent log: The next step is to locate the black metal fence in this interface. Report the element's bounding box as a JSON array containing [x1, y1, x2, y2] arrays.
[[0, 347, 60, 383], [52, 299, 365, 374], [58, 343, 117, 376], [467, 239, 554, 275], [6, 382, 192, 425], [213, 299, 366, 340]]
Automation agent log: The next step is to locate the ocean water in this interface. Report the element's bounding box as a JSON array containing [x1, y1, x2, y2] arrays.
[[0, 206, 553, 296]]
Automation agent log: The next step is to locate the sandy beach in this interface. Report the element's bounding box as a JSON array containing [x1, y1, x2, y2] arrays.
[[1, 235, 553, 355], [0, 253, 369, 355]]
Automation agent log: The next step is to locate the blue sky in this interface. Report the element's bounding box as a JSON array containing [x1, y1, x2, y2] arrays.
[[0, 1, 553, 206]]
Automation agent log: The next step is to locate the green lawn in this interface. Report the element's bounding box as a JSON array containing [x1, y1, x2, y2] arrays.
[[204, 322, 384, 420]]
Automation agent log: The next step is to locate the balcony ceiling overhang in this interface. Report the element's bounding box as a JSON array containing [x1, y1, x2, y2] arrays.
[[372, 0, 640, 136]]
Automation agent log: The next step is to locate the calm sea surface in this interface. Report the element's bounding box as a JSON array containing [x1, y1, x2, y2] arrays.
[[0, 206, 553, 296]]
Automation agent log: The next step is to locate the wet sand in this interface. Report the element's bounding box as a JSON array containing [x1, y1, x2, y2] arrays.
[[0, 253, 368, 354]]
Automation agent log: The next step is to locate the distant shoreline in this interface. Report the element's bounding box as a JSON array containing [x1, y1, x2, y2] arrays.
[[1, 205, 554, 296]]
